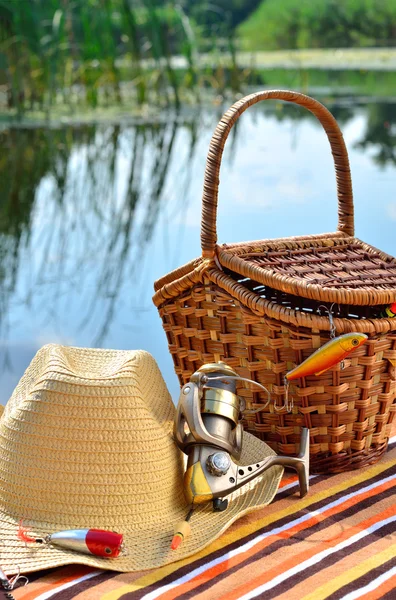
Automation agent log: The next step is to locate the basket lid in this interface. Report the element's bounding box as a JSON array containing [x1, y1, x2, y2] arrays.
[[218, 236, 396, 306]]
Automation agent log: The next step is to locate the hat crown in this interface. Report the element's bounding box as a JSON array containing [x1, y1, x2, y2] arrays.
[[0, 345, 185, 530]]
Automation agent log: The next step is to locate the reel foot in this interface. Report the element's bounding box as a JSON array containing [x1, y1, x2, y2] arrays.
[[296, 427, 310, 497]]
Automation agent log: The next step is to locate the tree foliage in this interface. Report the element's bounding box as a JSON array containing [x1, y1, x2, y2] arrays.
[[185, 0, 262, 29], [238, 0, 396, 50]]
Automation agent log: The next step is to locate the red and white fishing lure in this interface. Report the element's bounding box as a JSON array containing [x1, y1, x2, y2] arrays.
[[18, 521, 123, 558]]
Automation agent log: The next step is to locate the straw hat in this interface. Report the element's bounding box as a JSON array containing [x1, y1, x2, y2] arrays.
[[0, 345, 283, 575]]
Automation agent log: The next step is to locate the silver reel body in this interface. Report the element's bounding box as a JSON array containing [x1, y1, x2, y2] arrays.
[[174, 363, 309, 510]]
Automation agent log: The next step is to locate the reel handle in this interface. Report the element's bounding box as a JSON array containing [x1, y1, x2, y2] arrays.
[[235, 428, 310, 499], [295, 427, 310, 497], [186, 428, 310, 505]]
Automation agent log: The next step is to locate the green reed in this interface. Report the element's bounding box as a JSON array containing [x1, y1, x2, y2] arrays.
[[0, 0, 216, 116]]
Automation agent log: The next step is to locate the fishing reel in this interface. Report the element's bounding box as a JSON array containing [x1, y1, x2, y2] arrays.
[[174, 362, 310, 511]]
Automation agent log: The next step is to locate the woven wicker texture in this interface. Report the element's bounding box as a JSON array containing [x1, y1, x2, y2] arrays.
[[153, 90, 396, 473], [219, 238, 396, 305], [0, 345, 283, 575]]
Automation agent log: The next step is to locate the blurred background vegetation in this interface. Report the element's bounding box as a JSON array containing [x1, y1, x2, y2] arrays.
[[1, 0, 395, 117], [1, 0, 396, 400], [239, 0, 396, 50]]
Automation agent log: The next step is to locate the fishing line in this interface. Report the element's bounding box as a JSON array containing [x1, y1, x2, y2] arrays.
[[200, 374, 272, 412], [202, 372, 293, 413]]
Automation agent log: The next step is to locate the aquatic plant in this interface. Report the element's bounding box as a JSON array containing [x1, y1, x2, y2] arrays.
[[0, 0, 203, 115]]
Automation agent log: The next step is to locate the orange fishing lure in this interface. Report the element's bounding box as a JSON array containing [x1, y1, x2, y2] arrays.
[[286, 332, 367, 381]]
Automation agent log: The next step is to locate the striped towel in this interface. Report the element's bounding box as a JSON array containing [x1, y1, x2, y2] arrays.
[[13, 435, 396, 600]]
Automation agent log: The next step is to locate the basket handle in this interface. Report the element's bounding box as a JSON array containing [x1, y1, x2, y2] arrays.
[[200, 90, 354, 258]]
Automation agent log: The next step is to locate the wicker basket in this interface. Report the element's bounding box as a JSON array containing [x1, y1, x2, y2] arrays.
[[153, 90, 396, 473]]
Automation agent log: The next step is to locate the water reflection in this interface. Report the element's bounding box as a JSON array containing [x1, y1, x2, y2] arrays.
[[354, 103, 396, 166], [261, 100, 396, 167], [0, 97, 395, 403], [0, 118, 201, 398]]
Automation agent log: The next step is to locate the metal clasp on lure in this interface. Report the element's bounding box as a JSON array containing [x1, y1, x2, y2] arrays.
[[318, 303, 346, 370], [318, 303, 338, 340]]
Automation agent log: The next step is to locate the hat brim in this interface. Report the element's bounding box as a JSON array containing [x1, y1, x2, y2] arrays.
[[0, 431, 283, 574]]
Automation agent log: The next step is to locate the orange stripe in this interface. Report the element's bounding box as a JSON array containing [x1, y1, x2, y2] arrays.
[[358, 572, 396, 600], [218, 505, 396, 600], [278, 475, 298, 489], [14, 566, 94, 600], [157, 477, 396, 600]]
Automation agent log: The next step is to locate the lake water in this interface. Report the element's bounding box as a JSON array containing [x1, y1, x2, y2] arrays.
[[1, 94, 395, 404]]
